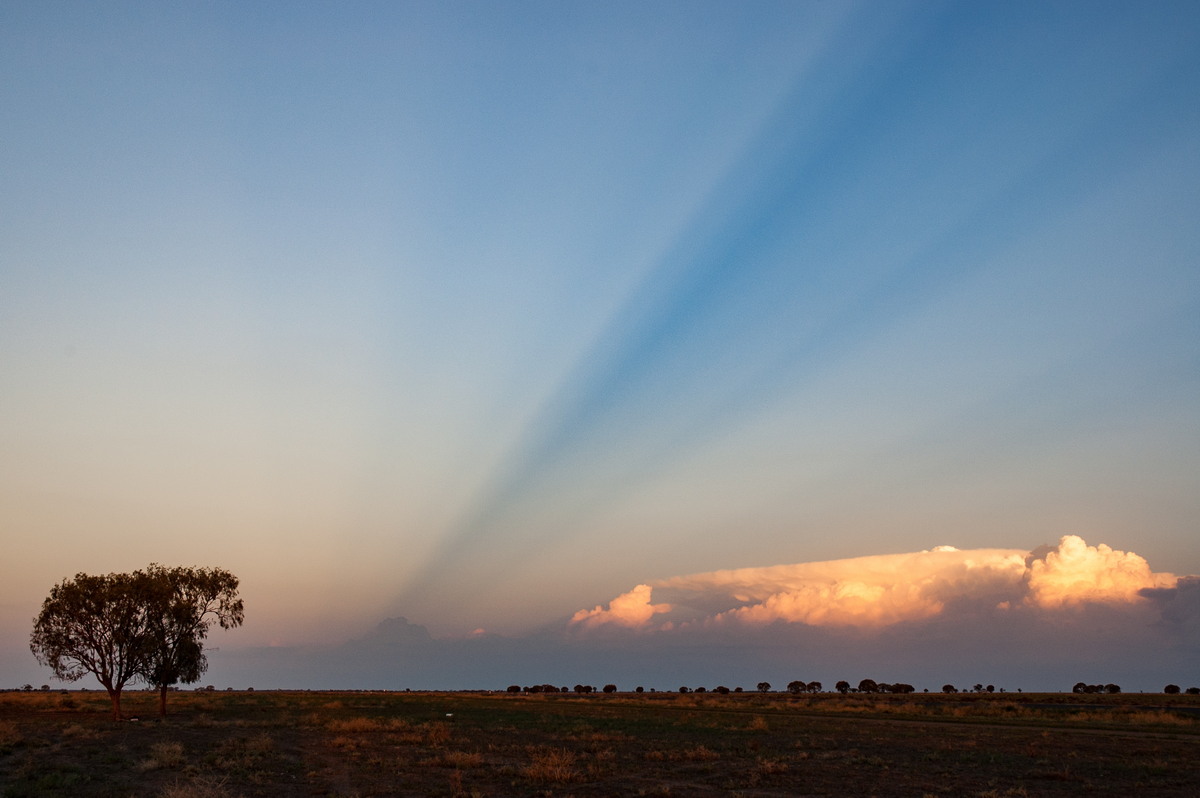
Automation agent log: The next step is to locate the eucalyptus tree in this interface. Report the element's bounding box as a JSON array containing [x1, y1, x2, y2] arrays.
[[138, 564, 244, 715], [30, 571, 152, 720]]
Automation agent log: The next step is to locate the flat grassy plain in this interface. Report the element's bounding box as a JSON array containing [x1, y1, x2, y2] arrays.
[[1, 689, 1197, 797]]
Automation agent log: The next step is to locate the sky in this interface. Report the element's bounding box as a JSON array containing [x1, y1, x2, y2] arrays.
[[3, 1, 1199, 692]]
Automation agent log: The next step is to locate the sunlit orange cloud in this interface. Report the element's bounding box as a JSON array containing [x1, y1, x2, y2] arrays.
[[569, 536, 1178, 631], [1025, 535, 1177, 608], [571, 584, 673, 629]]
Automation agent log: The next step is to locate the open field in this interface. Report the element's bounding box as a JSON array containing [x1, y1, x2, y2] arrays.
[[1, 689, 1197, 797]]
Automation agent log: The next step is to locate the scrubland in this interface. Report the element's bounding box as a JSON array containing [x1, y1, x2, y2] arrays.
[[1, 688, 1197, 797]]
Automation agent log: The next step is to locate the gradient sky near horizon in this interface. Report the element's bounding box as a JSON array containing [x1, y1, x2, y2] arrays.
[[3, 1, 1200, 685]]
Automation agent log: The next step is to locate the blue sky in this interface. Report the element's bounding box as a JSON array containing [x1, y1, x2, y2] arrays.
[[3, 1, 1199, 689]]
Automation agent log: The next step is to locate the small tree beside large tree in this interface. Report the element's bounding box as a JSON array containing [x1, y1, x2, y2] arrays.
[[30, 564, 242, 719]]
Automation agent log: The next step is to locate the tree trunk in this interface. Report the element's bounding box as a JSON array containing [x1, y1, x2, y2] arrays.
[[159, 684, 168, 716], [107, 688, 122, 721]]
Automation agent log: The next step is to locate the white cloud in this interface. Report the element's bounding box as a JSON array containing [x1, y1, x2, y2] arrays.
[[1025, 535, 1176, 608], [570, 536, 1178, 631], [570, 584, 672, 629]]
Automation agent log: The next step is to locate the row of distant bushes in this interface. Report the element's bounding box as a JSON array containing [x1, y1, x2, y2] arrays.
[[504, 680, 1200, 695]]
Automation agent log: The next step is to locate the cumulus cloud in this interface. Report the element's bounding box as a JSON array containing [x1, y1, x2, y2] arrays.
[[1024, 535, 1176, 608], [210, 537, 1192, 693], [570, 584, 672, 629], [569, 536, 1179, 632]]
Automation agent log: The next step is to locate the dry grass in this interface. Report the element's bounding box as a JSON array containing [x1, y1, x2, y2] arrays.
[[676, 744, 720, 761], [0, 720, 21, 748], [569, 726, 631, 743], [209, 733, 275, 769], [326, 716, 387, 733], [328, 734, 361, 751], [424, 749, 484, 768], [523, 747, 578, 783], [243, 731, 275, 754], [393, 721, 452, 746], [158, 775, 239, 798], [60, 722, 98, 740], [1122, 709, 1194, 726], [138, 741, 186, 771], [3, 689, 1198, 797]]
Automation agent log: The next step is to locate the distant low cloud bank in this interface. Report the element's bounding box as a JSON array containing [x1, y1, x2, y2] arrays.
[[570, 536, 1178, 631], [213, 536, 1195, 692]]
